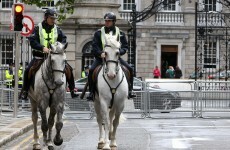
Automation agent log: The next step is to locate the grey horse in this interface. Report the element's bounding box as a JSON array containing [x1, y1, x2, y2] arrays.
[[28, 42, 67, 150], [94, 35, 128, 150]]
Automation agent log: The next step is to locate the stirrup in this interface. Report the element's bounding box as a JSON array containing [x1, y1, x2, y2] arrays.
[[128, 91, 136, 99], [86, 92, 94, 101], [21, 91, 28, 100], [71, 90, 79, 98]]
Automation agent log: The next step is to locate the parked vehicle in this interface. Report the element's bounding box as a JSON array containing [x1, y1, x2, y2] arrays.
[[74, 77, 88, 92], [208, 70, 230, 79], [132, 77, 181, 110], [74, 77, 181, 110]]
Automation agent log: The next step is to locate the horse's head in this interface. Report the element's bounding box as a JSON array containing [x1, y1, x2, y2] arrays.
[[49, 42, 67, 85], [104, 35, 121, 80]]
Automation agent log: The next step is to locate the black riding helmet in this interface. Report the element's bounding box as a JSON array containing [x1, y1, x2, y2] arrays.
[[104, 12, 116, 22], [44, 9, 58, 19]]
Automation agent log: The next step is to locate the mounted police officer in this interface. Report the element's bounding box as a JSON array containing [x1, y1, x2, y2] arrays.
[[86, 12, 136, 101], [20, 8, 78, 100]]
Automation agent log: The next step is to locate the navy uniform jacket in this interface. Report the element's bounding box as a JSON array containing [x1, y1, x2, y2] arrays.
[[92, 27, 128, 61], [28, 21, 67, 57]]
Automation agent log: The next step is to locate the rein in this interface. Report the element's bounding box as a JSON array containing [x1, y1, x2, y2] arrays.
[[102, 59, 125, 109]]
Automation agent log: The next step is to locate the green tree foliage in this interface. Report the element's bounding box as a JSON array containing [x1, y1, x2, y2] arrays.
[[22, 0, 76, 21]]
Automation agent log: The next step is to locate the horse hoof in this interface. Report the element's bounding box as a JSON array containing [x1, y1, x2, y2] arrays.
[[33, 143, 41, 150], [53, 136, 63, 146], [111, 147, 117, 150], [98, 142, 105, 149], [48, 145, 54, 150]]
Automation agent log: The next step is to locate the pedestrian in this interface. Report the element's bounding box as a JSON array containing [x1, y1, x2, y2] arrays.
[[166, 66, 175, 78], [81, 65, 89, 78], [5, 63, 14, 88], [153, 66, 161, 78], [174, 66, 182, 79], [19, 8, 78, 100], [86, 12, 136, 101]]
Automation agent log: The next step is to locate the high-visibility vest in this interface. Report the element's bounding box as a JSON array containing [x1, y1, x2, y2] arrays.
[[100, 26, 120, 49], [38, 23, 58, 48], [5, 69, 13, 86], [18, 66, 23, 86]]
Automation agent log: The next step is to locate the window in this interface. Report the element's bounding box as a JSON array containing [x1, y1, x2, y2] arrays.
[[203, 39, 217, 68], [123, 0, 135, 11], [1, 38, 14, 65], [39, 0, 58, 9], [82, 41, 94, 71], [1, 0, 13, 9], [162, 0, 176, 11], [204, 0, 216, 11]]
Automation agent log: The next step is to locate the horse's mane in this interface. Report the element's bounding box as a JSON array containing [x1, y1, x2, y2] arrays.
[[105, 34, 121, 49]]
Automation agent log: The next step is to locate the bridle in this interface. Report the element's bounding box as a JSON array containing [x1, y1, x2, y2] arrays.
[[103, 44, 120, 75], [41, 51, 66, 99], [102, 44, 125, 109]]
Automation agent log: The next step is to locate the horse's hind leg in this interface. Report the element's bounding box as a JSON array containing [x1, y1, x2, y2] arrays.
[[31, 100, 41, 150], [53, 105, 64, 146]]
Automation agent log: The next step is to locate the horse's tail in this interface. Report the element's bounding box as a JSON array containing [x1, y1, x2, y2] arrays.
[[80, 81, 88, 99]]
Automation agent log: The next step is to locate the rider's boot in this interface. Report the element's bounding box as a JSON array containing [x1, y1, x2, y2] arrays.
[[19, 66, 30, 100], [86, 71, 94, 101], [128, 73, 136, 99], [65, 64, 79, 99]]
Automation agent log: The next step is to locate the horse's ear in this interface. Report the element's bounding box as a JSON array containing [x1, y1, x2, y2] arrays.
[[64, 42, 68, 49]]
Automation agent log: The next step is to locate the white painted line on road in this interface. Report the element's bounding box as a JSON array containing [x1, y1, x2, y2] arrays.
[[172, 139, 190, 149]]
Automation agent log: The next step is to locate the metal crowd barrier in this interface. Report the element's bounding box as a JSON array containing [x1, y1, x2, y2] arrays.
[[2, 80, 230, 119]]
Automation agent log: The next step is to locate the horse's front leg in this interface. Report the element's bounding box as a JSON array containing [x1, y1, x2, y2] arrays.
[[39, 106, 48, 147], [53, 104, 64, 146], [110, 113, 121, 148], [100, 102, 111, 150], [94, 101, 105, 149], [47, 107, 56, 149], [30, 100, 41, 150]]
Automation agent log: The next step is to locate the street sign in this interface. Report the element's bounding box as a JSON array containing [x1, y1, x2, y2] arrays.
[[21, 15, 34, 36]]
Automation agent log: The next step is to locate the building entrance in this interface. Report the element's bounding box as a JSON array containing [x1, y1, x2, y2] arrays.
[[161, 45, 178, 78]]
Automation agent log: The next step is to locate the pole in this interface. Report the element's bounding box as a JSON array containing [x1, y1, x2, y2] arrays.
[[13, 32, 20, 118], [195, 2, 198, 81]]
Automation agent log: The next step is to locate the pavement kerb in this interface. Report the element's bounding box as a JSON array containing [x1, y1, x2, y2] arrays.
[[0, 118, 41, 147]]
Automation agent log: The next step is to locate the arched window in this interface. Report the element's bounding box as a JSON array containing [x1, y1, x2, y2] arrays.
[[82, 41, 94, 72]]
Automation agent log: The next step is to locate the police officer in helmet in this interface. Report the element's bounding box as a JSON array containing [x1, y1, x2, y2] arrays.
[[87, 12, 136, 101], [20, 8, 78, 99]]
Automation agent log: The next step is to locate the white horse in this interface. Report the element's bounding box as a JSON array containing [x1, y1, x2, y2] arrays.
[[94, 35, 129, 150], [28, 42, 67, 150]]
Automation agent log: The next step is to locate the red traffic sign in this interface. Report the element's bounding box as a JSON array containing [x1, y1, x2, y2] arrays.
[[21, 15, 34, 36]]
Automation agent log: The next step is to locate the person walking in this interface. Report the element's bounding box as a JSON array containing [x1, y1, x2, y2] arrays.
[[153, 66, 161, 78], [19, 8, 78, 100], [166, 66, 175, 78], [86, 12, 136, 101]]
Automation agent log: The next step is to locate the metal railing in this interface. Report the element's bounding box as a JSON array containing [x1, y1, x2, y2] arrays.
[[2, 80, 230, 119]]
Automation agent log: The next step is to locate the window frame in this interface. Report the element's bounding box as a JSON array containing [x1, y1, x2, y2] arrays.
[[202, 38, 218, 69], [119, 0, 140, 12], [160, 0, 181, 12], [0, 0, 14, 10], [37, 0, 58, 10]]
